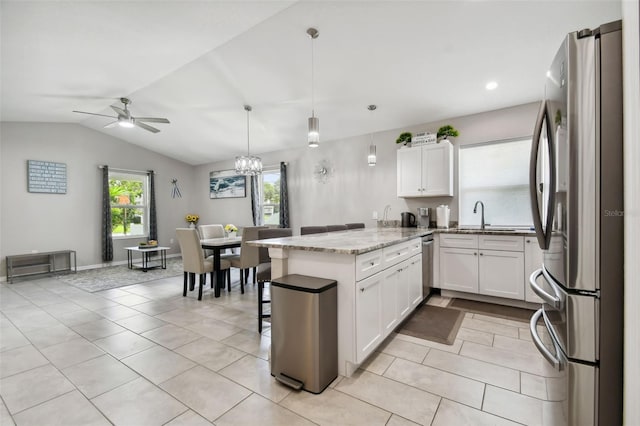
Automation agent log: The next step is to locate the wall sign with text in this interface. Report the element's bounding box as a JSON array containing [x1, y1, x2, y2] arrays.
[[27, 160, 67, 194]]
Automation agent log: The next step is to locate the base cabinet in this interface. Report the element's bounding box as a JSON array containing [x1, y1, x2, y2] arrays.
[[440, 248, 479, 293], [408, 255, 423, 308], [355, 273, 383, 362], [478, 250, 524, 299]]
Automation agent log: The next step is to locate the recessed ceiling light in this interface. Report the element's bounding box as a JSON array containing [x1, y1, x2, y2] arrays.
[[485, 81, 498, 90]]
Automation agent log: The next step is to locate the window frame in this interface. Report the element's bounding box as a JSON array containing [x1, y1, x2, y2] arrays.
[[260, 166, 281, 226], [108, 171, 149, 239], [458, 137, 533, 228]]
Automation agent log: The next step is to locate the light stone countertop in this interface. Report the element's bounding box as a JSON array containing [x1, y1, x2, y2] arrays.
[[432, 227, 536, 236], [246, 227, 432, 255]]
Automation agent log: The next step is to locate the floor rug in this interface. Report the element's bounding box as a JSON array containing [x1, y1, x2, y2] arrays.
[[448, 298, 535, 323], [396, 304, 465, 345], [57, 258, 184, 293]]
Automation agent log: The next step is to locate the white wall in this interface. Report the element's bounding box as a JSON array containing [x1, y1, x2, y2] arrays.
[[193, 102, 539, 232], [622, 1, 640, 423], [0, 123, 194, 273]]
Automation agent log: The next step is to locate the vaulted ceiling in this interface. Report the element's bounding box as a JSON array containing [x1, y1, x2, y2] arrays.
[[1, 1, 621, 165]]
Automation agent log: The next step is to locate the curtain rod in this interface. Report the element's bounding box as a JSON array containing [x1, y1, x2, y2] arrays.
[[98, 165, 155, 174]]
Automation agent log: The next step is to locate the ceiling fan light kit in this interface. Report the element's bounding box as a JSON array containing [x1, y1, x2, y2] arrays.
[[72, 97, 170, 133], [307, 27, 320, 148], [235, 105, 262, 176]]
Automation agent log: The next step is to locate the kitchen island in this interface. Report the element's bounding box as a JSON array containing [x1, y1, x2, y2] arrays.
[[248, 227, 432, 376]]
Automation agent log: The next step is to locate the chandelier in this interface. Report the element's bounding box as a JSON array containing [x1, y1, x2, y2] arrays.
[[235, 105, 262, 175]]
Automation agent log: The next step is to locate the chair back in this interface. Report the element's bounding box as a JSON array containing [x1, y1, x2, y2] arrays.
[[198, 224, 225, 239], [327, 224, 348, 232], [345, 223, 365, 229], [257, 228, 292, 264], [176, 228, 207, 274], [300, 225, 328, 235], [238, 226, 268, 268]]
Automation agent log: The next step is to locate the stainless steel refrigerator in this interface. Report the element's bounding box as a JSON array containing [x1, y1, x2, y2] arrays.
[[528, 20, 623, 426]]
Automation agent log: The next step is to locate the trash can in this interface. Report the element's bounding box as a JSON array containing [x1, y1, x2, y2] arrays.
[[270, 274, 337, 394]]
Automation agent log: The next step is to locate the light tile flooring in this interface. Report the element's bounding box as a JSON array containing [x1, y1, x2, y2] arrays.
[[0, 272, 561, 425]]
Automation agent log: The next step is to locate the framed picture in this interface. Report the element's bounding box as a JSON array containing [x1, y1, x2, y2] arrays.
[[209, 170, 246, 199]]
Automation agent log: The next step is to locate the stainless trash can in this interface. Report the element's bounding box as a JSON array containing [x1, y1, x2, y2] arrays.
[[270, 274, 337, 394]]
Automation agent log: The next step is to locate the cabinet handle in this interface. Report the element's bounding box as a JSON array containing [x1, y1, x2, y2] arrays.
[[360, 287, 365, 292], [474, 252, 477, 256], [417, 188, 422, 192], [480, 253, 484, 256], [370, 261, 375, 266], [526, 239, 531, 243]]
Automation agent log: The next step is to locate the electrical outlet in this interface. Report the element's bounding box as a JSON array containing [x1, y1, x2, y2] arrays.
[[372, 211, 378, 220], [170, 238, 174, 244]]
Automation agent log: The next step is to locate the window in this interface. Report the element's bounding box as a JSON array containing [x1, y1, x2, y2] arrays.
[[261, 168, 281, 226], [109, 171, 148, 237], [459, 138, 532, 227]]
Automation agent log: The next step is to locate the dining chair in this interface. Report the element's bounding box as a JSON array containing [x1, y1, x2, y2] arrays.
[[300, 225, 328, 235], [227, 226, 268, 291], [327, 224, 348, 232], [176, 228, 230, 300], [256, 228, 293, 333], [198, 224, 225, 257], [345, 223, 365, 229]]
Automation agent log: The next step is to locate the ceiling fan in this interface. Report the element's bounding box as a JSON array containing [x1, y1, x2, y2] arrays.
[[73, 97, 170, 133]]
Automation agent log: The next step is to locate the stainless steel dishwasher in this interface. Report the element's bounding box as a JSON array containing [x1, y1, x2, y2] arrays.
[[421, 234, 434, 301]]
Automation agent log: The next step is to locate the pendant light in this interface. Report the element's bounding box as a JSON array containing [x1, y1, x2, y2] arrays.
[[367, 105, 377, 166], [235, 105, 262, 175], [307, 27, 319, 148]]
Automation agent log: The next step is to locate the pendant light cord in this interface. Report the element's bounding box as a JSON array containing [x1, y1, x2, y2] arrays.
[[311, 35, 315, 117]]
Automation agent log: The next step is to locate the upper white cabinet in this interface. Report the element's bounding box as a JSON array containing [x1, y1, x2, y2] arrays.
[[397, 141, 453, 197]]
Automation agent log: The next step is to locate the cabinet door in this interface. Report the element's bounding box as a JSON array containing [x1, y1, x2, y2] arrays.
[[397, 147, 423, 197], [396, 264, 411, 321], [422, 142, 453, 196], [355, 273, 383, 363], [478, 250, 525, 300], [524, 237, 544, 303], [440, 248, 479, 292], [381, 267, 399, 334], [408, 255, 423, 309]]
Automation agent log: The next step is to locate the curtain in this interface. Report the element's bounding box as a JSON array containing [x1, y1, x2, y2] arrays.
[[279, 162, 290, 228], [148, 170, 157, 240], [251, 175, 263, 226], [101, 166, 113, 261]]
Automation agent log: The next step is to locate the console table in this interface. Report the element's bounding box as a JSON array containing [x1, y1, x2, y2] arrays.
[[6, 250, 77, 283], [124, 246, 169, 272]]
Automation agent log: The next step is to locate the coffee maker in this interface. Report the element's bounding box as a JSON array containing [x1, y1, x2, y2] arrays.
[[417, 207, 430, 228]]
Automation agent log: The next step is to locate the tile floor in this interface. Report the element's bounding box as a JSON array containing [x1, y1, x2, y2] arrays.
[[0, 271, 562, 425]]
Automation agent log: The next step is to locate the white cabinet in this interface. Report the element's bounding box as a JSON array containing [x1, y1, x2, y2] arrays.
[[478, 250, 524, 299], [397, 142, 453, 197], [408, 255, 423, 308], [439, 234, 529, 301], [355, 273, 383, 363], [440, 248, 479, 293], [381, 267, 400, 334], [524, 237, 544, 303]]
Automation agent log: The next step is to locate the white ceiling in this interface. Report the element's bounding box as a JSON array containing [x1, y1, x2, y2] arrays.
[[1, 1, 621, 165]]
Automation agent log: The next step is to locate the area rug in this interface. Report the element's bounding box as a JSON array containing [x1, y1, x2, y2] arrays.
[[396, 304, 465, 345], [448, 298, 535, 323], [57, 258, 183, 293]]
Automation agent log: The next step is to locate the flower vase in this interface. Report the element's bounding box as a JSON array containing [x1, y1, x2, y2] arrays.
[[189, 223, 196, 229], [228, 231, 237, 238]]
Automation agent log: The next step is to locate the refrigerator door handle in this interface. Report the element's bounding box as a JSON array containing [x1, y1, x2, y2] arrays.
[[529, 100, 556, 250], [530, 308, 565, 371], [529, 268, 564, 310]]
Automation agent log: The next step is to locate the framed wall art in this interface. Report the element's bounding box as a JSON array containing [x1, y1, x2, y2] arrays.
[[27, 160, 67, 194], [209, 170, 246, 199]]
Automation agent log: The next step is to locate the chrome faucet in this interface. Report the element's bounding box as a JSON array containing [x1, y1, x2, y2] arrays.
[[473, 201, 485, 229]]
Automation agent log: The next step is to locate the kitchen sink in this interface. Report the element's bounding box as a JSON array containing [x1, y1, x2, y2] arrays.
[[455, 226, 521, 233]]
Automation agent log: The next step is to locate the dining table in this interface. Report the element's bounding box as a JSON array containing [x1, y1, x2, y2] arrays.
[[200, 236, 242, 297]]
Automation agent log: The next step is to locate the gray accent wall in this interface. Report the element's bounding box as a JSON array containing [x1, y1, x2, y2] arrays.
[[193, 102, 539, 233], [0, 102, 538, 276], [0, 123, 193, 275]]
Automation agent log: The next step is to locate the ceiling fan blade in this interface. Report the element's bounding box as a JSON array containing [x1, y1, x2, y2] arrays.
[[135, 121, 160, 133], [104, 121, 118, 128], [110, 105, 126, 116], [133, 117, 170, 124], [72, 111, 117, 119]]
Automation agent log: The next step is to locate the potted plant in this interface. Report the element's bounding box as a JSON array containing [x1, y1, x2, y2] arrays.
[[396, 132, 412, 147], [185, 214, 199, 229], [437, 125, 459, 141], [224, 224, 238, 238]]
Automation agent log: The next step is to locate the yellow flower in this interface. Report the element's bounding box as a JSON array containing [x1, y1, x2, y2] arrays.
[[185, 214, 199, 224], [224, 224, 238, 233]]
